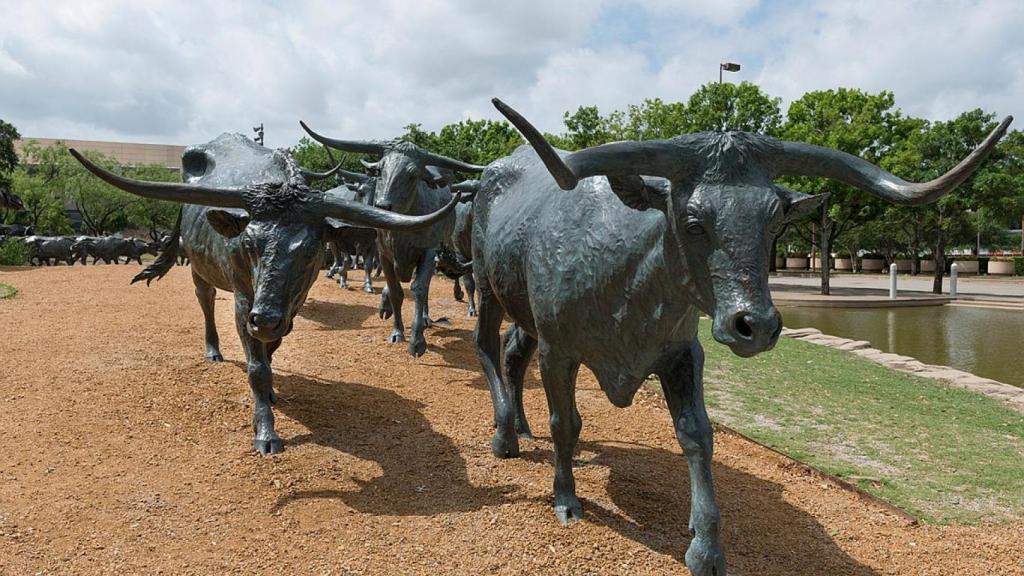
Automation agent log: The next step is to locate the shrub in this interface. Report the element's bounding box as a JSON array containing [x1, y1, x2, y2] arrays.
[[0, 238, 30, 266], [1016, 257, 1024, 276]]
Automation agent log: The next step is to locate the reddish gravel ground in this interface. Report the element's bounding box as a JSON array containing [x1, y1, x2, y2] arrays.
[[1, 264, 1021, 575]]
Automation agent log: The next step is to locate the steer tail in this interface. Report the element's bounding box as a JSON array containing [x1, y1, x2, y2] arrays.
[[131, 207, 182, 286]]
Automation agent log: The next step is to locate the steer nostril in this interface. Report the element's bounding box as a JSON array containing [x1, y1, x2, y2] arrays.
[[249, 312, 279, 329], [734, 314, 754, 339]]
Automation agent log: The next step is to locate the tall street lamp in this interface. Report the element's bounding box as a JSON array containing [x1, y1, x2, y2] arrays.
[[719, 62, 741, 83]]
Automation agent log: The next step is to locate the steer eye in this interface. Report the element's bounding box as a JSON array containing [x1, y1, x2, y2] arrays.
[[685, 220, 705, 236]]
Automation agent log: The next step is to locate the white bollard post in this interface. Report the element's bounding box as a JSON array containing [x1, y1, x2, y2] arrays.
[[950, 262, 959, 298], [889, 263, 898, 300]]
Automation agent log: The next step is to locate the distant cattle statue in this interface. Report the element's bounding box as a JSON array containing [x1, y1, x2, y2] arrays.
[[301, 121, 485, 356], [70, 133, 460, 454], [434, 184, 479, 316], [475, 99, 1010, 576], [0, 223, 33, 236], [24, 236, 77, 266], [74, 236, 159, 264], [323, 168, 380, 292]]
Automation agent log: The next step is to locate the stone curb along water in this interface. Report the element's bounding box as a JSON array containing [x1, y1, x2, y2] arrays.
[[781, 327, 1024, 412]]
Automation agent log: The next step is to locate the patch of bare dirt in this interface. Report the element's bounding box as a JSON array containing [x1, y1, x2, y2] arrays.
[[1, 264, 1021, 575]]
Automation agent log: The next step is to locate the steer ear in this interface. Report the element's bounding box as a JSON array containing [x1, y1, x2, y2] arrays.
[[207, 209, 251, 238], [776, 187, 827, 223], [605, 175, 670, 212]]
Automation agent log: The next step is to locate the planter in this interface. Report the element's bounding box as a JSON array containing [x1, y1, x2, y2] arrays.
[[835, 257, 853, 271], [860, 258, 885, 272], [920, 259, 936, 272], [895, 259, 913, 272], [989, 261, 1015, 275], [785, 257, 809, 270], [811, 257, 832, 270], [774, 256, 785, 269], [953, 259, 979, 274]]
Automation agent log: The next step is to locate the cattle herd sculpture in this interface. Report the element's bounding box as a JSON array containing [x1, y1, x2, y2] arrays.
[[54, 98, 1011, 576], [0, 226, 162, 266]]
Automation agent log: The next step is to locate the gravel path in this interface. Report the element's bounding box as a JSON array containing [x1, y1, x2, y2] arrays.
[[1, 265, 1020, 575]]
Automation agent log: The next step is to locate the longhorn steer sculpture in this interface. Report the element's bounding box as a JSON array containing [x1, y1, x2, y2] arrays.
[[477, 99, 1010, 576], [301, 121, 485, 356], [69, 133, 460, 454], [74, 236, 159, 264], [324, 169, 381, 292], [24, 235, 77, 266], [435, 182, 480, 317]]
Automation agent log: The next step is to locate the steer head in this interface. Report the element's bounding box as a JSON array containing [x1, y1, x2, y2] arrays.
[[494, 98, 1011, 358], [69, 134, 461, 343], [300, 121, 485, 214]]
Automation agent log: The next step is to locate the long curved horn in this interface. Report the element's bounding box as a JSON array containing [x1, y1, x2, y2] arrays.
[[320, 190, 461, 232], [320, 142, 371, 183], [299, 161, 344, 183], [300, 120, 388, 155], [451, 179, 479, 198], [338, 168, 370, 183], [492, 98, 686, 190], [422, 152, 486, 174], [774, 116, 1012, 206], [69, 149, 247, 208], [360, 159, 382, 171]]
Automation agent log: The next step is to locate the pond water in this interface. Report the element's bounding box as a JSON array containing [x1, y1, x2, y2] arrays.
[[778, 305, 1024, 388]]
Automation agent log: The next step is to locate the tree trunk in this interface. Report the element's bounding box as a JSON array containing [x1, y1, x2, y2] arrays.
[[819, 199, 831, 295], [911, 227, 920, 275], [932, 233, 946, 294]]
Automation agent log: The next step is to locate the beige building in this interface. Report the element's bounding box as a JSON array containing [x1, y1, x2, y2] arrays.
[[14, 137, 186, 171]]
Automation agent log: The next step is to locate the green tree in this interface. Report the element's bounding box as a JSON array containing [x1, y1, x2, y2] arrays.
[[4, 169, 71, 233], [124, 164, 180, 241], [0, 118, 20, 188], [980, 129, 1024, 253], [683, 82, 783, 135], [426, 119, 523, 166], [559, 105, 617, 150], [605, 98, 688, 141], [884, 110, 1007, 292], [783, 88, 915, 293], [18, 140, 134, 236]]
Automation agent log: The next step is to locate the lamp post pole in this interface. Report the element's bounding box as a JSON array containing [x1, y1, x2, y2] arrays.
[[719, 62, 741, 83]]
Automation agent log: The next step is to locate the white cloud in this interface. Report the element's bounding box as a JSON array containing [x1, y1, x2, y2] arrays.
[[0, 0, 1020, 151]]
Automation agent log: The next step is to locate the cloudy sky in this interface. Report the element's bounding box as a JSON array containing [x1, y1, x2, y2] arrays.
[[1, 0, 1021, 148]]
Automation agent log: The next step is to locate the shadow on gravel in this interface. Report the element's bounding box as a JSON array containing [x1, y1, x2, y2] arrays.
[[272, 373, 512, 516], [297, 299, 378, 330], [525, 440, 878, 576]]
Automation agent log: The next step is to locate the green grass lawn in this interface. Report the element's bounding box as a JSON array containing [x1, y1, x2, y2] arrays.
[[694, 320, 1024, 524], [0, 283, 16, 299]]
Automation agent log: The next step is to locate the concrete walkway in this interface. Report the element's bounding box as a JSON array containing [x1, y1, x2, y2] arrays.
[[771, 273, 1024, 299]]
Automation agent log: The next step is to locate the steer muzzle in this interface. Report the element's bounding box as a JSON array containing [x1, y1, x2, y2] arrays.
[[711, 306, 782, 357], [247, 308, 287, 342]]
